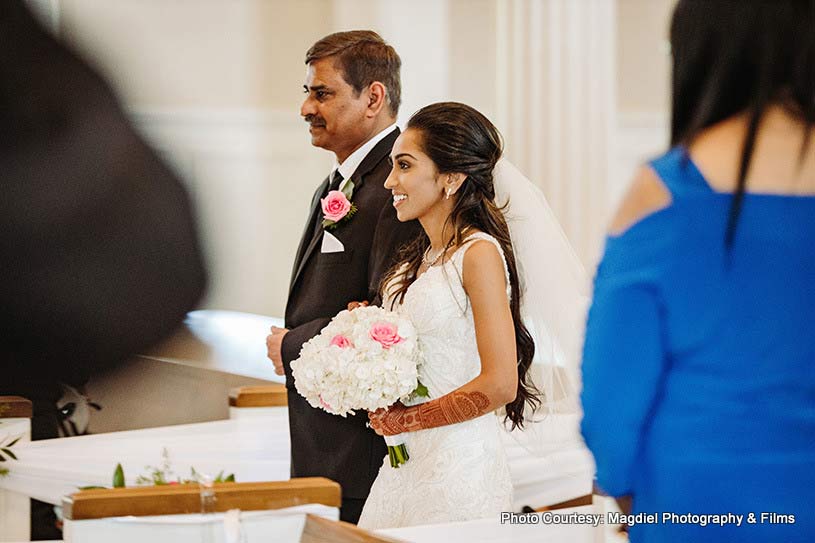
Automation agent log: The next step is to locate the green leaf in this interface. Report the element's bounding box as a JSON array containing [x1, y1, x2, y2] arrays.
[[341, 180, 355, 199], [113, 463, 125, 488], [78, 485, 108, 490], [414, 381, 429, 397], [1, 448, 17, 460], [6, 436, 21, 447], [224, 473, 235, 483]]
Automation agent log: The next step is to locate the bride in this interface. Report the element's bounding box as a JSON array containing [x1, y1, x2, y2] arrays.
[[358, 102, 581, 529]]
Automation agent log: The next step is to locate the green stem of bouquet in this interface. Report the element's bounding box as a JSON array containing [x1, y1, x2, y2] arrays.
[[387, 444, 409, 468]]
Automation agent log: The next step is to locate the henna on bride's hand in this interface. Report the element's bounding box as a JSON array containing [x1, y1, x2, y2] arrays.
[[416, 391, 490, 429], [379, 402, 412, 435], [367, 409, 387, 435], [377, 391, 492, 434]]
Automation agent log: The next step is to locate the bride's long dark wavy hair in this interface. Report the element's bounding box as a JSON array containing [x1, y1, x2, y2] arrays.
[[380, 102, 539, 429]]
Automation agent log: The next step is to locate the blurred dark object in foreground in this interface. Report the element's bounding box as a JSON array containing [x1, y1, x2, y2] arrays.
[[0, 0, 207, 440], [1, 2, 207, 537]]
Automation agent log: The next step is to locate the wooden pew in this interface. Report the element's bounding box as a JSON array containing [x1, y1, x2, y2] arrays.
[[62, 478, 402, 543], [0, 396, 33, 421], [229, 384, 288, 420], [63, 478, 340, 520], [229, 385, 288, 408], [533, 493, 594, 512]]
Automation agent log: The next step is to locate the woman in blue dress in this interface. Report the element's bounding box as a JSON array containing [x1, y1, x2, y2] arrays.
[[581, 1, 815, 541]]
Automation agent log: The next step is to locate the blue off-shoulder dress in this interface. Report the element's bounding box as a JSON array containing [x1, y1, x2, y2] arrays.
[[581, 147, 815, 542]]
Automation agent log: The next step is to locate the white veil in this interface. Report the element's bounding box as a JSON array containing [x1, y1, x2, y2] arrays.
[[493, 159, 590, 455]]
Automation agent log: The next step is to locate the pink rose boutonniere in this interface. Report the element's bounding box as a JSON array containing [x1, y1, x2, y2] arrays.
[[321, 180, 357, 230]]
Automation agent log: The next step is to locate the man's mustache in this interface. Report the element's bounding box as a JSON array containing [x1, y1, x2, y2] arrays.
[[304, 115, 325, 127]]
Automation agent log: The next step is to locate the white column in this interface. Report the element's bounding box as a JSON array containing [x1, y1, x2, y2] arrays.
[[495, 0, 616, 266]]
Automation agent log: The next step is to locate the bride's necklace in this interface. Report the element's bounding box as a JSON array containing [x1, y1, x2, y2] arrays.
[[423, 229, 470, 268], [422, 245, 446, 267]]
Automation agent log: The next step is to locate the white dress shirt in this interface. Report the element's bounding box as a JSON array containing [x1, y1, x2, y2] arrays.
[[332, 123, 397, 191]]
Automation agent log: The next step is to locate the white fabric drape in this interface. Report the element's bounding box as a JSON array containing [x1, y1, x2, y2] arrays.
[[495, 0, 616, 266]]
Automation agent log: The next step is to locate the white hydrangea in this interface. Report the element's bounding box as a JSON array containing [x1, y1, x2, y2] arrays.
[[291, 306, 422, 416]]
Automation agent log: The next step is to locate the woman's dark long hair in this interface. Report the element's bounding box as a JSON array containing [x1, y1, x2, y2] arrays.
[[380, 102, 539, 429], [670, 0, 815, 246]]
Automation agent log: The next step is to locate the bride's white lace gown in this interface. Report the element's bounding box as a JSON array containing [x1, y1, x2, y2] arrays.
[[358, 232, 513, 529]]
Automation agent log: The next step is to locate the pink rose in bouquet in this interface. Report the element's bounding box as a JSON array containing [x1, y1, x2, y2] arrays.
[[330, 334, 353, 348], [369, 322, 403, 349]]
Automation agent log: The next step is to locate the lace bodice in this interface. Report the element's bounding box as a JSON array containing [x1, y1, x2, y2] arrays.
[[385, 232, 511, 402]]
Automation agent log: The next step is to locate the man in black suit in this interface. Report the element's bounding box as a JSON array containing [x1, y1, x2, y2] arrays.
[[265, 31, 420, 524]]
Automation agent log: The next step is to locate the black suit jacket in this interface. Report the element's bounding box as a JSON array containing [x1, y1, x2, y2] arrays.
[[281, 128, 421, 499]]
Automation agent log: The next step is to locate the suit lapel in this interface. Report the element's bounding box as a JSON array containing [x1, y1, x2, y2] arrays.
[[348, 127, 399, 193], [288, 128, 400, 296], [289, 176, 329, 293]]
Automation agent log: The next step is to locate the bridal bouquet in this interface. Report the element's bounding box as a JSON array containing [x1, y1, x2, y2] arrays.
[[291, 306, 425, 467]]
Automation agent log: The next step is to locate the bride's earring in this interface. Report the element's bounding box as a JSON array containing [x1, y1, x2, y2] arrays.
[[445, 187, 452, 200]]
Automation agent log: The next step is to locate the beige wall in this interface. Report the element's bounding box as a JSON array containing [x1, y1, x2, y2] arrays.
[[615, 0, 675, 115], [609, 0, 675, 224], [448, 0, 499, 124], [59, 0, 332, 111]]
